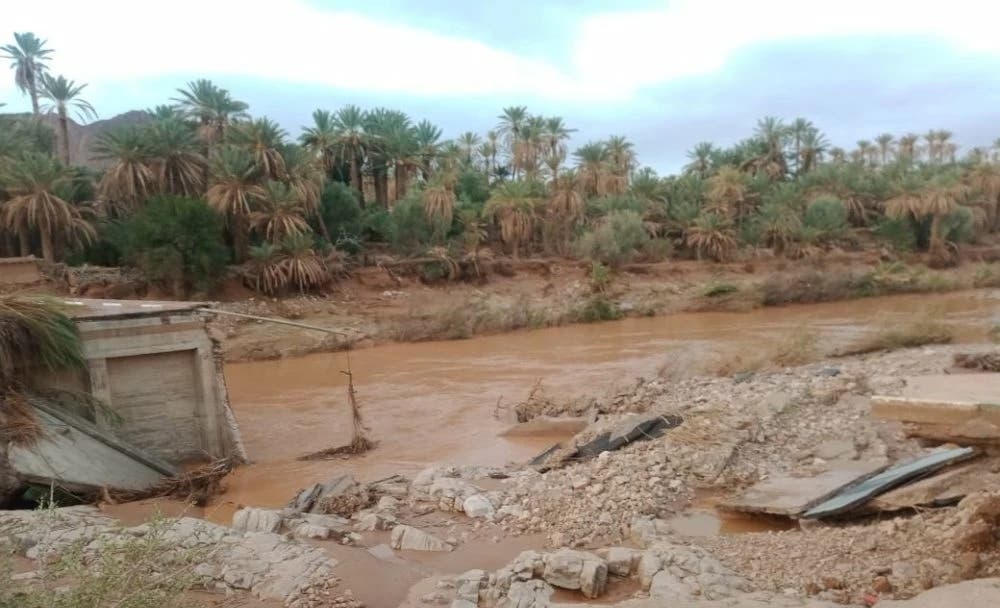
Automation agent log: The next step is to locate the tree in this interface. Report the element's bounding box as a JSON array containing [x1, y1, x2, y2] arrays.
[[229, 117, 287, 180], [886, 173, 968, 260], [457, 131, 481, 165], [283, 145, 329, 242], [119, 196, 230, 295], [413, 119, 442, 181], [0, 153, 95, 261], [684, 142, 715, 177], [748, 116, 788, 179], [483, 180, 540, 257], [685, 212, 737, 261], [605, 135, 635, 178], [574, 141, 608, 197], [497, 106, 529, 178], [206, 145, 263, 261], [146, 118, 206, 197], [172, 79, 248, 147], [331, 105, 369, 202], [251, 180, 309, 242], [91, 126, 155, 213], [855, 140, 873, 167], [39, 74, 97, 165], [299, 109, 338, 175], [875, 133, 895, 166], [798, 129, 828, 174], [543, 116, 575, 156], [898, 133, 919, 163], [1, 32, 52, 116], [706, 166, 750, 219], [789, 118, 813, 175]]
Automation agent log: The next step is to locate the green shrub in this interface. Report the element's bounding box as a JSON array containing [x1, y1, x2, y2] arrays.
[[873, 216, 918, 251], [319, 181, 362, 249], [703, 282, 738, 297], [575, 210, 649, 267], [456, 169, 490, 205], [575, 295, 622, 323], [67, 219, 128, 266], [119, 196, 229, 295], [586, 195, 647, 219], [941, 206, 974, 244], [388, 192, 440, 252], [804, 196, 848, 238], [360, 206, 392, 243]]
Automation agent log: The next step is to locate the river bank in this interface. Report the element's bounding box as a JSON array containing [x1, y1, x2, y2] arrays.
[[210, 252, 1000, 362]]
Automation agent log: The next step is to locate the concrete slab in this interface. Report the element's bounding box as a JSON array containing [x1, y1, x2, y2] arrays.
[[802, 447, 977, 519], [872, 374, 1000, 444], [865, 459, 1000, 513], [58, 298, 205, 321], [719, 460, 887, 517]]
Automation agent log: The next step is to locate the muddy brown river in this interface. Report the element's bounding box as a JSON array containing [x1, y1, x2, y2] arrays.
[[216, 290, 1000, 517]]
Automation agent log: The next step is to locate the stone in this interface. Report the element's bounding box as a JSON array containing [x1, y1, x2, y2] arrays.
[[649, 569, 687, 602], [816, 368, 841, 377], [541, 549, 607, 598], [289, 474, 370, 516], [637, 551, 662, 588], [872, 576, 894, 593], [814, 439, 857, 461], [377, 495, 400, 510], [450, 601, 477, 608], [232, 508, 283, 533], [954, 521, 994, 551], [957, 552, 981, 579], [353, 511, 395, 531], [500, 580, 553, 608], [455, 569, 487, 603], [389, 525, 453, 552], [596, 547, 642, 576], [463, 494, 496, 519]]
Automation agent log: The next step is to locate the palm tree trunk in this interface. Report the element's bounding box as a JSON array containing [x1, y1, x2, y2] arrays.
[[232, 217, 248, 263], [375, 168, 388, 208], [58, 109, 71, 165], [394, 162, 405, 202], [0, 442, 21, 507], [17, 227, 30, 257], [929, 214, 945, 261], [28, 75, 39, 116], [314, 210, 332, 243], [40, 228, 55, 262], [350, 156, 364, 207]]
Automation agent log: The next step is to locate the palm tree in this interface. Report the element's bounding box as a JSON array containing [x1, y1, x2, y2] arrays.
[[798, 129, 829, 174], [145, 118, 205, 196], [283, 145, 329, 242], [323, 105, 367, 203], [855, 140, 873, 167], [299, 109, 338, 175], [828, 147, 846, 165], [886, 173, 967, 259], [751, 116, 788, 178], [789, 118, 813, 175], [874, 133, 895, 166], [38, 74, 97, 165], [606, 135, 636, 178], [684, 142, 715, 177], [91, 126, 155, 213], [457, 131, 481, 165], [206, 145, 262, 261], [546, 171, 583, 254], [250, 180, 310, 243], [924, 130, 939, 163], [497, 106, 528, 178], [172, 79, 248, 147], [229, 118, 287, 180], [413, 119, 442, 181], [1, 33, 52, 116], [706, 167, 750, 219], [573, 141, 608, 197], [543, 117, 575, 156], [483, 180, 539, 257], [898, 133, 919, 163], [686, 212, 737, 262], [938, 130, 955, 163], [966, 163, 1000, 231], [0, 153, 94, 261], [481, 130, 500, 181], [423, 178, 457, 227]]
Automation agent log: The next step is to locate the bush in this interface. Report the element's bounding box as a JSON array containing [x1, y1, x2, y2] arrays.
[[319, 181, 362, 250], [702, 282, 738, 297], [360, 206, 392, 243], [586, 195, 647, 219], [575, 210, 649, 267], [388, 192, 440, 252], [840, 315, 954, 355], [66, 219, 128, 266], [574, 295, 622, 323], [455, 169, 490, 205], [119, 196, 229, 295], [873, 216, 918, 251], [804, 196, 848, 238], [941, 206, 974, 244]]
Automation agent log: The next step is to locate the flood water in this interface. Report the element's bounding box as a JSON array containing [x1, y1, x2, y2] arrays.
[[218, 290, 1000, 512]]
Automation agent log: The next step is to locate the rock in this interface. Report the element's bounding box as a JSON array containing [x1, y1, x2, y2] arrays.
[[289, 474, 370, 516], [957, 552, 980, 579], [290, 523, 331, 539], [421, 591, 449, 604], [353, 511, 395, 531], [463, 494, 496, 519], [872, 576, 894, 593], [650, 569, 687, 602], [377, 496, 400, 510], [596, 547, 642, 576], [232, 508, 283, 533], [450, 601, 477, 608], [389, 525, 453, 552], [500, 580, 553, 608], [541, 549, 607, 598], [953, 521, 994, 551], [816, 368, 841, 377], [637, 551, 662, 589], [455, 569, 487, 603]]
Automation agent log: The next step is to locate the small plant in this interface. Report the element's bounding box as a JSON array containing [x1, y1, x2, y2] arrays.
[[702, 282, 738, 298], [588, 261, 613, 294], [575, 295, 622, 323], [803, 196, 848, 239], [840, 314, 954, 356], [769, 327, 820, 367]]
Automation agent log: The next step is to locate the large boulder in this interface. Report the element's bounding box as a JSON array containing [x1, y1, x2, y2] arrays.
[[463, 494, 496, 519], [541, 549, 607, 599], [232, 507, 283, 533], [389, 525, 453, 552], [596, 547, 642, 576]]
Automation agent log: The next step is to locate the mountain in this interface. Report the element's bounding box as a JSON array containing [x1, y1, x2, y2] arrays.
[[0, 110, 153, 169]]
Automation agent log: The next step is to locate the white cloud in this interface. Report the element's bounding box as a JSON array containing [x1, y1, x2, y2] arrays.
[[574, 0, 1000, 93], [4, 0, 1000, 112]]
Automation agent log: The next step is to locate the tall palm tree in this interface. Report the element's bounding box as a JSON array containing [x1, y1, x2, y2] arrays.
[[283, 145, 329, 242], [331, 105, 368, 203], [706, 166, 750, 219], [573, 142, 608, 197], [457, 131, 481, 165], [91, 126, 155, 213], [0, 153, 95, 261], [938, 130, 955, 164], [497, 106, 529, 178], [605, 135, 636, 178], [229, 117, 287, 180], [299, 109, 338, 175], [206, 145, 263, 261], [798, 129, 829, 174], [172, 79, 248, 148], [250, 180, 309, 243], [897, 133, 919, 163], [38, 74, 97, 165], [543, 116, 575, 156], [684, 142, 715, 177], [483, 179, 539, 257], [923, 130, 939, 164], [752, 116, 788, 178], [145, 118, 206, 196], [855, 140, 873, 167], [413, 119, 442, 181], [1, 33, 52, 116], [874, 133, 895, 166], [482, 130, 500, 180], [789, 118, 814, 175]]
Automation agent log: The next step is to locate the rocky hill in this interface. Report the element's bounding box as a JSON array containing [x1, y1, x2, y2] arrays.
[[0, 110, 152, 169]]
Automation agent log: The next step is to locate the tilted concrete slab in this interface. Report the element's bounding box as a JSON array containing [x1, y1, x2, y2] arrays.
[[864, 458, 1000, 513], [10, 400, 173, 492], [871, 374, 1000, 444], [718, 460, 887, 517]]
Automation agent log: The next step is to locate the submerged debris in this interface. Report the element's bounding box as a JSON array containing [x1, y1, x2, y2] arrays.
[[107, 456, 237, 506]]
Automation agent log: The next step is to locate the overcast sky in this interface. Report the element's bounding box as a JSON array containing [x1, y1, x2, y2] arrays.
[[5, 0, 1000, 172]]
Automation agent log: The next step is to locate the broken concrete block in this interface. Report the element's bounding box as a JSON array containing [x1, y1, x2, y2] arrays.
[[389, 525, 453, 552], [596, 547, 642, 576], [463, 494, 495, 519], [541, 549, 607, 598], [232, 507, 283, 533]]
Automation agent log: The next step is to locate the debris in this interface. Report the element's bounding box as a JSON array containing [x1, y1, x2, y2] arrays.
[[389, 525, 453, 552], [865, 459, 1000, 513], [802, 447, 977, 519], [871, 375, 1000, 444], [876, 577, 1000, 607], [720, 460, 887, 517], [289, 474, 371, 516], [108, 457, 236, 506], [541, 549, 608, 598], [574, 413, 683, 460], [953, 352, 1000, 372]]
